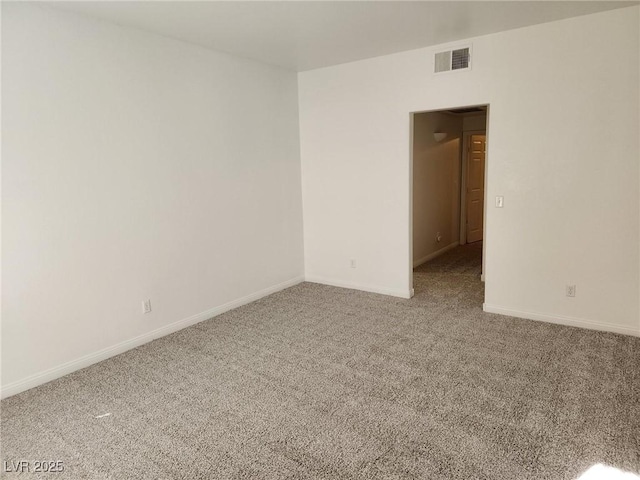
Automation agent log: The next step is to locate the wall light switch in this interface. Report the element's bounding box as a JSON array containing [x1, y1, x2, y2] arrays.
[[495, 196, 504, 208]]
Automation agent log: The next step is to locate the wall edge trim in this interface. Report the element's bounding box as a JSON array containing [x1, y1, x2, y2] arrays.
[[1, 276, 305, 399], [413, 242, 460, 268], [305, 276, 412, 299], [483, 303, 640, 337]]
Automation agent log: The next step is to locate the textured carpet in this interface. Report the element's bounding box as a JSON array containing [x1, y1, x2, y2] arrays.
[[413, 241, 483, 275], [2, 247, 639, 479]]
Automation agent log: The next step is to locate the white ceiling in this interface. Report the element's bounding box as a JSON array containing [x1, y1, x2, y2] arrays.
[[50, 1, 637, 71]]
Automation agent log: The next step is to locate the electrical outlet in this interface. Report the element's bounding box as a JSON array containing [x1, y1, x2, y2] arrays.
[[350, 259, 356, 268], [566, 285, 576, 297], [142, 299, 152, 314]]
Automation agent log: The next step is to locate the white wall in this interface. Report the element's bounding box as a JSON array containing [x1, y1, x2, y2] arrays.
[[299, 7, 640, 335], [2, 4, 304, 395], [413, 112, 462, 267]]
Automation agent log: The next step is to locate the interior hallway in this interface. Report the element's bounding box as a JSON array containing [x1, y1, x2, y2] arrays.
[[413, 242, 484, 310]]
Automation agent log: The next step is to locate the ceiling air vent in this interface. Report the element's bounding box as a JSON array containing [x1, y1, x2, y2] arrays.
[[434, 46, 471, 74]]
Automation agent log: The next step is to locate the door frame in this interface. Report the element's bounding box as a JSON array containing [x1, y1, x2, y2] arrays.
[[459, 129, 487, 246], [409, 104, 490, 295]]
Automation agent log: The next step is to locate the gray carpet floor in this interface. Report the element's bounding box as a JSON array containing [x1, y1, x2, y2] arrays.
[[2, 245, 639, 479], [414, 242, 483, 275]]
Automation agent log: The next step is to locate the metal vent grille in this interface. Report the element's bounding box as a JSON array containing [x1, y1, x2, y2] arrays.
[[452, 48, 470, 70], [434, 45, 471, 73], [434, 51, 452, 73]]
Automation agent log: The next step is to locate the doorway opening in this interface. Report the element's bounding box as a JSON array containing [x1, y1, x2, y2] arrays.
[[410, 105, 489, 300]]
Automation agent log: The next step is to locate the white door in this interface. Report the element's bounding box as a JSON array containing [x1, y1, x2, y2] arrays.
[[466, 134, 486, 244]]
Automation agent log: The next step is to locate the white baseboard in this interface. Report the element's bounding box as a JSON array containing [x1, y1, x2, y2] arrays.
[[305, 275, 412, 299], [0, 276, 305, 400], [483, 303, 640, 337], [413, 242, 459, 268]]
